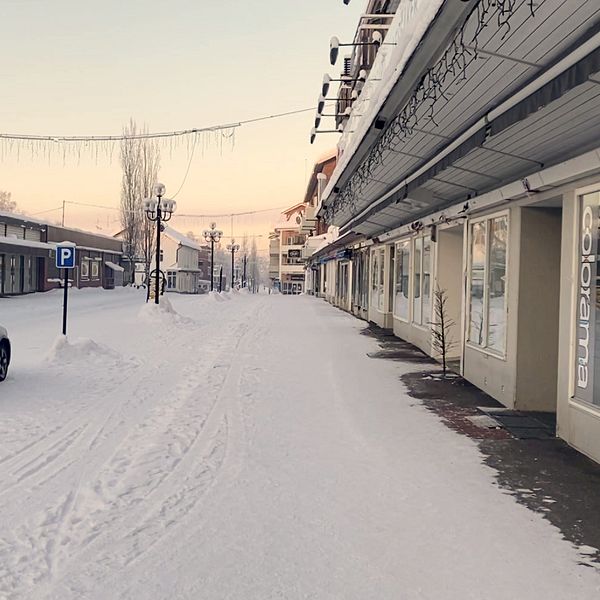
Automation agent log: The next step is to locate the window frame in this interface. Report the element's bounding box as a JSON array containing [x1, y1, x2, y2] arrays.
[[393, 239, 411, 322], [411, 235, 431, 328], [465, 210, 510, 359]]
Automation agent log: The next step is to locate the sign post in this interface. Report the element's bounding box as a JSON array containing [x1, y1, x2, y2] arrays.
[[56, 243, 76, 336]]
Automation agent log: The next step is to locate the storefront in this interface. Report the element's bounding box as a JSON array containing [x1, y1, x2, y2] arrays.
[[0, 240, 50, 296], [557, 184, 600, 464], [351, 247, 370, 320], [368, 245, 393, 329]]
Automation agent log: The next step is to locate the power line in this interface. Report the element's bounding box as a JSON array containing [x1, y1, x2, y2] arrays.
[[60, 199, 286, 217], [175, 206, 287, 218]]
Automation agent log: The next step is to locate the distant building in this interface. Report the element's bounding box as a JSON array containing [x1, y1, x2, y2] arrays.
[[269, 204, 308, 294], [155, 227, 210, 294], [0, 210, 125, 295]]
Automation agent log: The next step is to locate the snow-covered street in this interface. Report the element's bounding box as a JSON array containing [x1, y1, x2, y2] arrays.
[[0, 290, 599, 599]]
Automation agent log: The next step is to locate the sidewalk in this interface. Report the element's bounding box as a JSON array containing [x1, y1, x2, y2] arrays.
[[364, 323, 600, 566]]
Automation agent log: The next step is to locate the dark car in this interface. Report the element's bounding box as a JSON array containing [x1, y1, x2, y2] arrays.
[[0, 325, 11, 382]]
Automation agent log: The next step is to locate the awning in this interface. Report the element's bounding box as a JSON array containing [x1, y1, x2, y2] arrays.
[[105, 261, 124, 272], [310, 231, 363, 263]]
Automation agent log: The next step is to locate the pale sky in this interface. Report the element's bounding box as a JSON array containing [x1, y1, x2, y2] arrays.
[[0, 0, 365, 246]]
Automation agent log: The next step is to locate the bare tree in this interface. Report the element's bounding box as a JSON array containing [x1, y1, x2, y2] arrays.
[[119, 120, 142, 280], [0, 190, 17, 213], [119, 120, 160, 286], [430, 286, 456, 375]]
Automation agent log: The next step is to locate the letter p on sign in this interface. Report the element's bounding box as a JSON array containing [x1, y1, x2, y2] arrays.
[[56, 243, 76, 269]]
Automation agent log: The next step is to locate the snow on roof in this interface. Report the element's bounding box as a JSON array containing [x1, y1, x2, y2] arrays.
[[281, 203, 305, 216], [105, 261, 124, 272], [315, 148, 337, 164], [273, 221, 300, 231], [0, 236, 56, 251], [163, 227, 205, 251], [0, 209, 49, 226], [323, 1, 445, 204]]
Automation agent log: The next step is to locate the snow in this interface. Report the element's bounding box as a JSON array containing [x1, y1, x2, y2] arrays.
[[162, 226, 206, 251], [0, 289, 599, 599], [0, 236, 56, 251], [104, 260, 124, 273]]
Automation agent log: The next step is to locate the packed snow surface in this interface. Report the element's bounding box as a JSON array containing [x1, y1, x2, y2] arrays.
[[0, 288, 598, 599]]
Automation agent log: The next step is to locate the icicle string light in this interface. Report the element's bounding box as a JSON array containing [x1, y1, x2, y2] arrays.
[[325, 0, 538, 223], [0, 106, 317, 164]]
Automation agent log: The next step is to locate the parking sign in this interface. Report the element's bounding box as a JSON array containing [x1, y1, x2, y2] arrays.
[[56, 243, 76, 269]]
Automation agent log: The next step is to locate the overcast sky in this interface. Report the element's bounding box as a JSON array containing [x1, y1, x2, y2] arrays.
[[0, 0, 364, 243]]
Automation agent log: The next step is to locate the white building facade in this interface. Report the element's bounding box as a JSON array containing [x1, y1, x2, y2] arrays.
[[310, 0, 600, 465], [160, 228, 210, 294]]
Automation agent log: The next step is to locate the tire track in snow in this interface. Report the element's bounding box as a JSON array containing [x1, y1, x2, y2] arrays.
[[42, 299, 268, 598]]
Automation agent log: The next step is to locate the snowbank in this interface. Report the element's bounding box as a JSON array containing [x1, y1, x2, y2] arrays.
[[209, 291, 230, 302], [45, 335, 136, 368], [138, 295, 195, 324]]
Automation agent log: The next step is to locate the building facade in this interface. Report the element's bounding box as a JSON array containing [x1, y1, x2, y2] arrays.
[[0, 211, 125, 295], [310, 0, 600, 465], [160, 227, 210, 294], [270, 205, 308, 294]]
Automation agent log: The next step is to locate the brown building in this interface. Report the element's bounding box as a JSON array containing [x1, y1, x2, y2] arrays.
[[0, 211, 125, 296]]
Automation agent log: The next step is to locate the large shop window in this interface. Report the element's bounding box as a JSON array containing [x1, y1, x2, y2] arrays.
[[574, 191, 600, 408], [412, 236, 431, 326], [377, 249, 385, 310], [468, 215, 508, 355], [394, 241, 410, 320]]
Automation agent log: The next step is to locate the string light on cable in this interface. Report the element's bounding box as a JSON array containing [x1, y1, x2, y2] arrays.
[[0, 106, 320, 164]]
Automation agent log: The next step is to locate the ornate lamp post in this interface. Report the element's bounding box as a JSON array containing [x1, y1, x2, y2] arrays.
[[203, 222, 223, 292], [143, 183, 176, 305], [226, 239, 240, 290]]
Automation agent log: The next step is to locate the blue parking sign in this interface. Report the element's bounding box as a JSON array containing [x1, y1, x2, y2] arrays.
[[56, 243, 76, 269]]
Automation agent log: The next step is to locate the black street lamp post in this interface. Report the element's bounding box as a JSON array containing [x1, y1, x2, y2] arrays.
[[242, 254, 247, 288], [226, 239, 240, 290], [143, 183, 176, 305], [203, 222, 223, 292]]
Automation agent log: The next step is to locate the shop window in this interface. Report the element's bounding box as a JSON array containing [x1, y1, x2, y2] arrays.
[[422, 237, 431, 322], [371, 250, 379, 304], [574, 191, 600, 407], [468, 215, 508, 355], [91, 261, 100, 280], [81, 258, 90, 279], [377, 249, 385, 310], [360, 251, 369, 309], [412, 237, 431, 325], [394, 241, 410, 320]]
